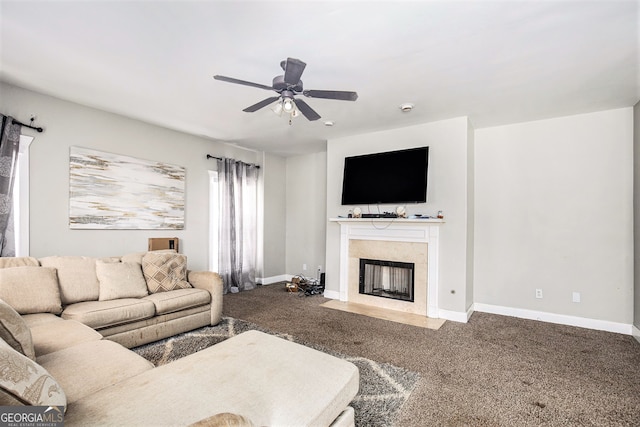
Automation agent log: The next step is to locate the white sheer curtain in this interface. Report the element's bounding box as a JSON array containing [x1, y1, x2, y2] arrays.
[[217, 158, 258, 293]]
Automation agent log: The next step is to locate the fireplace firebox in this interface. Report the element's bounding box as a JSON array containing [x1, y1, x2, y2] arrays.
[[359, 258, 414, 302]]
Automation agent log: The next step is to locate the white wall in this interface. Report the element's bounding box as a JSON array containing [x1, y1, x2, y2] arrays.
[[474, 108, 634, 326], [285, 151, 327, 279], [325, 117, 473, 315], [466, 120, 475, 309], [0, 82, 264, 271], [261, 152, 287, 280]]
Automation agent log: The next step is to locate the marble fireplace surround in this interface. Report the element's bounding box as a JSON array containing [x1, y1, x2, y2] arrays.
[[330, 218, 443, 318]]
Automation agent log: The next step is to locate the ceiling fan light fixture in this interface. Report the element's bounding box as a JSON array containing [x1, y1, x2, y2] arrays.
[[282, 97, 295, 113], [271, 101, 284, 116]]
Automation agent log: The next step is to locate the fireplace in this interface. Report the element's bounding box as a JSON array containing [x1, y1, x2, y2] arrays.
[[359, 259, 414, 302], [330, 218, 442, 318]]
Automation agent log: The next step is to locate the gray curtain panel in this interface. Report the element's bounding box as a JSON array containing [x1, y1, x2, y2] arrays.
[[217, 158, 258, 293], [0, 115, 21, 257]]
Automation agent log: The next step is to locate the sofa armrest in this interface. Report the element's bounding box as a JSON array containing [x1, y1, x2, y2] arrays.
[[187, 271, 223, 326]]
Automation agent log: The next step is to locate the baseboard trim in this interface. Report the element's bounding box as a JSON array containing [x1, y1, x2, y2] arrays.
[[323, 289, 341, 300], [257, 274, 291, 286], [438, 307, 471, 323], [474, 303, 633, 335], [633, 325, 640, 344]]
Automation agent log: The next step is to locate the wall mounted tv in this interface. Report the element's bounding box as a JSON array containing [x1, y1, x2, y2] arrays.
[[341, 146, 429, 205]]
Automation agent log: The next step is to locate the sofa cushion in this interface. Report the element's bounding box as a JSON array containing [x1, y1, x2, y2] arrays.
[[96, 261, 148, 301], [0, 266, 62, 315], [0, 256, 40, 269], [21, 313, 65, 329], [62, 299, 156, 329], [37, 340, 154, 403], [0, 299, 35, 360], [143, 288, 211, 315], [30, 320, 102, 357], [39, 256, 102, 305], [142, 252, 191, 293], [0, 339, 67, 409]]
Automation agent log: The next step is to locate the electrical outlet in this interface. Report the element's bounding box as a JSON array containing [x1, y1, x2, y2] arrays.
[[572, 292, 581, 303], [302, 264, 307, 271], [535, 289, 543, 299], [317, 265, 322, 272]]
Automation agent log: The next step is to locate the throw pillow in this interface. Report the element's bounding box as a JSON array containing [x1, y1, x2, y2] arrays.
[[0, 339, 67, 410], [141, 252, 191, 293], [0, 267, 62, 315], [96, 261, 149, 301], [39, 256, 102, 305], [189, 413, 255, 427], [0, 299, 36, 360]]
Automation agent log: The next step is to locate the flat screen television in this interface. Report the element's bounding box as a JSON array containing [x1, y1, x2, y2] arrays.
[[341, 146, 429, 205]]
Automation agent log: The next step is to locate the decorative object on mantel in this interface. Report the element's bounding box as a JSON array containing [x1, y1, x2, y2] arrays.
[[69, 146, 185, 229]]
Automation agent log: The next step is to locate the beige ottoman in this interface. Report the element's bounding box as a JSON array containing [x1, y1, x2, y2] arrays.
[[64, 330, 359, 426]]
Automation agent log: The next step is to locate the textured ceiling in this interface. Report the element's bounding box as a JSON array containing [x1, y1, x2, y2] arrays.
[[1, 1, 638, 156]]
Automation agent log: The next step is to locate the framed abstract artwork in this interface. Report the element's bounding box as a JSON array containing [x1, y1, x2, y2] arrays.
[[69, 146, 185, 229]]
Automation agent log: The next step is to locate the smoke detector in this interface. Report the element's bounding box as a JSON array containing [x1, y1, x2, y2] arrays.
[[399, 103, 414, 112]]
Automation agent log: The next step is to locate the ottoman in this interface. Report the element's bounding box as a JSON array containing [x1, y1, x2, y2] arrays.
[[63, 330, 359, 426]]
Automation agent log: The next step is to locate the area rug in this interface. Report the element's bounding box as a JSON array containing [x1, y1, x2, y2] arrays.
[[132, 317, 420, 427]]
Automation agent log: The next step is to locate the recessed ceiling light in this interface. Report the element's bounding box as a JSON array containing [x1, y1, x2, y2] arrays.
[[324, 121, 335, 126], [399, 103, 414, 112]]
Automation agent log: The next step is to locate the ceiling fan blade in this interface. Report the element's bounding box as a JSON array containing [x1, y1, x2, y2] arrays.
[[283, 58, 306, 85], [213, 75, 274, 91], [243, 96, 281, 112], [293, 98, 321, 121], [303, 90, 358, 101]]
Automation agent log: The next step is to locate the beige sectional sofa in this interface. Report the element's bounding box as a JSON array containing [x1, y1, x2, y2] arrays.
[[0, 252, 360, 426], [0, 251, 222, 348]]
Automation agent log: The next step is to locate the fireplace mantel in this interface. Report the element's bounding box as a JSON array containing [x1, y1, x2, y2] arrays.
[[329, 218, 444, 318]]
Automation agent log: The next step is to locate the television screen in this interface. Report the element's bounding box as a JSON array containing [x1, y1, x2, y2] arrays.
[[341, 147, 429, 205]]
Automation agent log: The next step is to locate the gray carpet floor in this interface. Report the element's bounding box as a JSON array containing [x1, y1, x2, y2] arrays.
[[222, 284, 640, 427]]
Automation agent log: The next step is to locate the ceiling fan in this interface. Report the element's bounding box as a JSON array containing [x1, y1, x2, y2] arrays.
[[213, 57, 358, 122]]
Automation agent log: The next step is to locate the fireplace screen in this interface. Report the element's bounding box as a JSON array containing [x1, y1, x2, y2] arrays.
[[359, 258, 414, 302]]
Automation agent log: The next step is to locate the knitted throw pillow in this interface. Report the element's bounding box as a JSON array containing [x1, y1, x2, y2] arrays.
[[141, 252, 191, 293]]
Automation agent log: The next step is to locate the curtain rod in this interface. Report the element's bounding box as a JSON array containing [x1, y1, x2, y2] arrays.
[[206, 154, 260, 169], [12, 119, 44, 133]]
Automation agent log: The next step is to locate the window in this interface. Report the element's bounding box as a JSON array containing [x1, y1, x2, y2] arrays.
[[11, 135, 33, 256], [208, 170, 218, 272]]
